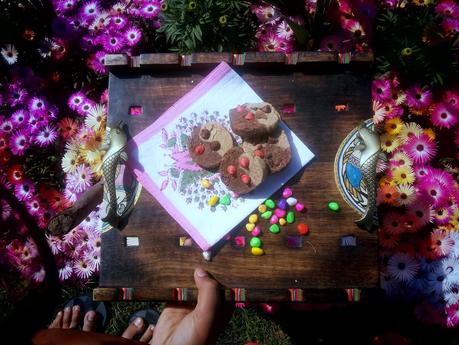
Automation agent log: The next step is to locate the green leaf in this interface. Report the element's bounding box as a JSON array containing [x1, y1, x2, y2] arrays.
[[169, 168, 180, 178], [167, 137, 177, 147]]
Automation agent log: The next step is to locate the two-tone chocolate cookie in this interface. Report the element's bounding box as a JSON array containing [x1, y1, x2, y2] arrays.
[[229, 102, 280, 139], [188, 122, 235, 169], [242, 128, 292, 173], [219, 146, 269, 194]]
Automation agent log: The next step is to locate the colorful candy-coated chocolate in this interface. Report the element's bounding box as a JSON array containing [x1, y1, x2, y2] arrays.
[[251, 226, 261, 236], [220, 195, 231, 205], [258, 204, 267, 213], [251, 247, 264, 256], [250, 237, 262, 248], [245, 223, 255, 232], [234, 236, 246, 247], [207, 195, 219, 206], [269, 224, 280, 234], [269, 215, 279, 224], [201, 179, 212, 189], [282, 187, 293, 198], [254, 149, 264, 158], [249, 214, 258, 224], [328, 201, 340, 212], [226, 165, 237, 175], [261, 211, 273, 219], [274, 208, 286, 218], [295, 203, 305, 212], [286, 211, 295, 224], [245, 112, 254, 120], [241, 174, 251, 184], [194, 144, 205, 155], [239, 156, 250, 168], [265, 199, 276, 209], [286, 197, 297, 206], [297, 223, 309, 235], [278, 218, 286, 226], [277, 199, 287, 210]]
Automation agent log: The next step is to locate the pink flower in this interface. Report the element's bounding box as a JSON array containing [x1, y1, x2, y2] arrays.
[[341, 18, 365, 38], [28, 96, 47, 112], [430, 229, 454, 257], [68, 91, 86, 111], [404, 133, 437, 165], [381, 101, 404, 119], [431, 102, 458, 129], [418, 177, 449, 208], [124, 26, 142, 46], [102, 32, 125, 53], [109, 14, 128, 30], [436, 0, 459, 18], [77, 99, 96, 116], [1, 199, 12, 220], [140, 2, 160, 18], [26, 196, 42, 216], [80, 1, 99, 19], [442, 18, 459, 36], [252, 5, 279, 23], [0, 119, 14, 134], [84, 249, 100, 271], [447, 303, 459, 327], [73, 257, 94, 279], [14, 178, 35, 201], [443, 90, 459, 111], [258, 31, 292, 53], [11, 109, 29, 128], [381, 212, 407, 234], [34, 124, 58, 147], [87, 51, 108, 74], [10, 130, 30, 156], [372, 79, 392, 103], [406, 200, 432, 225], [405, 85, 432, 110]]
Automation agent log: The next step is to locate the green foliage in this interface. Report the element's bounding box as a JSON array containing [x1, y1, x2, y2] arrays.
[[157, 0, 257, 54], [376, 5, 459, 88]]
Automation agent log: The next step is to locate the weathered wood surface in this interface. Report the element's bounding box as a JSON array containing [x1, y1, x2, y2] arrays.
[[97, 55, 378, 302]]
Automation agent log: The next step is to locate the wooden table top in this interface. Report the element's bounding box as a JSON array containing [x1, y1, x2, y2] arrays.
[[95, 52, 379, 302]]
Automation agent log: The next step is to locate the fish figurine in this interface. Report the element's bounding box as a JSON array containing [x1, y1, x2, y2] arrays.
[[101, 122, 128, 228], [354, 123, 386, 231]]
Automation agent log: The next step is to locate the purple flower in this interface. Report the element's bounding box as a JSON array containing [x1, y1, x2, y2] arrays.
[[124, 26, 142, 46], [11, 109, 29, 128], [26, 196, 42, 216], [436, 0, 459, 18], [442, 18, 459, 36], [0, 119, 14, 134], [55, 0, 77, 14], [405, 85, 433, 110], [87, 51, 108, 74], [14, 178, 35, 201], [252, 5, 279, 23], [10, 129, 30, 156], [443, 90, 459, 111], [109, 14, 128, 30], [69, 16, 88, 31], [68, 91, 86, 111], [77, 99, 96, 116], [47, 105, 59, 119], [102, 32, 125, 53], [140, 2, 160, 18], [28, 96, 47, 112], [80, 1, 100, 20], [34, 124, 58, 147], [431, 102, 458, 129], [372, 79, 392, 103], [7, 84, 28, 107]]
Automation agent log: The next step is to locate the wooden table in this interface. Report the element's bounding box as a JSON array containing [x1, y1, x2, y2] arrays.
[[94, 52, 380, 303]]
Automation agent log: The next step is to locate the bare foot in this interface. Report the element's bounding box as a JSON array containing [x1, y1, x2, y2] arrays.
[[121, 317, 155, 343], [48, 306, 98, 332]]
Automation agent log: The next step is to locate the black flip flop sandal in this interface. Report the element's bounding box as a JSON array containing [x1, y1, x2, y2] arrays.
[[65, 295, 107, 330], [129, 309, 160, 326]]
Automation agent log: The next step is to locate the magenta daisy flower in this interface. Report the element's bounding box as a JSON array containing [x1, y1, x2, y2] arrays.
[[7, 85, 28, 107], [382, 101, 404, 119], [404, 133, 437, 164], [71, 165, 93, 193], [73, 257, 94, 279], [102, 32, 125, 53], [444, 90, 459, 111], [1, 119, 14, 134], [59, 260, 73, 281], [432, 207, 452, 226], [124, 26, 142, 46], [81, 1, 100, 19], [34, 124, 58, 147], [405, 85, 432, 110], [84, 249, 100, 271], [387, 253, 420, 283], [253, 5, 279, 23], [10, 130, 30, 156], [26, 197, 42, 216], [259, 31, 289, 52], [443, 18, 459, 36], [68, 91, 86, 111], [431, 102, 458, 129], [429, 168, 455, 187], [407, 200, 432, 225], [419, 177, 449, 208], [11, 109, 29, 128], [140, 2, 160, 18], [47, 105, 59, 119], [0, 133, 8, 152], [56, 0, 77, 13], [1, 199, 12, 220], [110, 14, 128, 30], [372, 79, 392, 103], [447, 304, 459, 328], [436, 0, 459, 17], [413, 165, 433, 180], [77, 99, 96, 116], [28, 96, 46, 112], [46, 234, 62, 255], [87, 51, 108, 74], [32, 266, 46, 283], [14, 178, 35, 201]]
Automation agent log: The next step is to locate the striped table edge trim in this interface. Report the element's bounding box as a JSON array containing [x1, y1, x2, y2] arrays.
[[180, 55, 193, 66], [338, 52, 352, 64], [232, 53, 246, 65], [285, 52, 299, 65], [174, 288, 189, 301], [289, 288, 304, 302], [121, 288, 135, 300], [232, 288, 246, 302], [345, 288, 361, 302]]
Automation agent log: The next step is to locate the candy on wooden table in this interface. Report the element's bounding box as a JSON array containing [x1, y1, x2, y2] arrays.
[[201, 179, 212, 189], [328, 201, 341, 212], [249, 214, 258, 224], [258, 204, 267, 213], [261, 210, 273, 219], [286, 197, 297, 206], [245, 223, 255, 231], [282, 187, 293, 198], [251, 226, 261, 236], [277, 199, 287, 210], [279, 218, 286, 226], [194, 144, 205, 155], [274, 208, 286, 218], [286, 211, 295, 223], [297, 223, 309, 235], [207, 195, 219, 206], [241, 174, 251, 184], [220, 195, 231, 205], [295, 203, 305, 212], [254, 149, 264, 158], [287, 235, 304, 248], [234, 236, 246, 247], [269, 215, 279, 224], [269, 224, 280, 234], [250, 237, 262, 248], [265, 199, 276, 209], [239, 156, 250, 168], [226, 165, 237, 175], [245, 112, 254, 120], [251, 247, 264, 256]]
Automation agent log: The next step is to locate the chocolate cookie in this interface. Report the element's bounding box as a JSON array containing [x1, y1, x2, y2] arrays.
[[242, 128, 292, 173], [229, 102, 280, 139], [219, 146, 269, 194], [188, 122, 235, 169]]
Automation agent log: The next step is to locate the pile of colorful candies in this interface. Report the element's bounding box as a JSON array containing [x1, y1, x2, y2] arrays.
[[241, 187, 308, 256]]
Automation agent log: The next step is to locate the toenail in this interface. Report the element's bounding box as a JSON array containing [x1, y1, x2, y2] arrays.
[[57, 311, 62, 316], [73, 305, 80, 311], [64, 307, 70, 312], [87, 312, 95, 321], [134, 317, 143, 328], [150, 325, 155, 331]]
